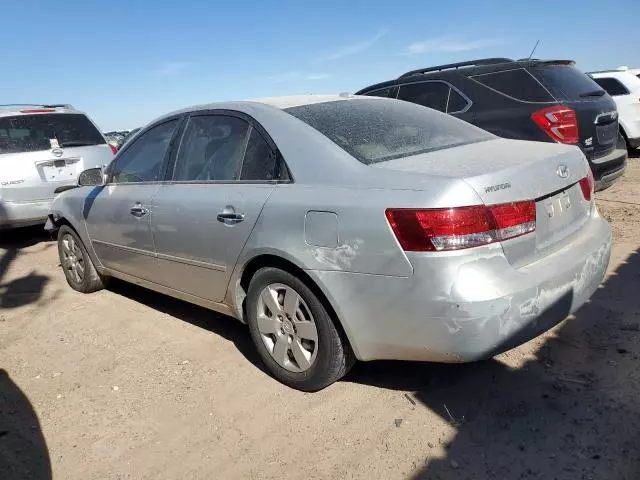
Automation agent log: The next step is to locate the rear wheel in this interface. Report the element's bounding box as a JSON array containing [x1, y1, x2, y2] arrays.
[[57, 225, 106, 293], [246, 267, 354, 391]]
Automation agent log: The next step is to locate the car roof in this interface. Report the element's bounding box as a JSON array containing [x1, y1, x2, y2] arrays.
[[246, 94, 350, 109], [356, 58, 576, 94], [156, 94, 362, 122]]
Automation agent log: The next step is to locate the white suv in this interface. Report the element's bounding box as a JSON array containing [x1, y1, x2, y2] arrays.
[[589, 69, 640, 150], [0, 104, 115, 229]]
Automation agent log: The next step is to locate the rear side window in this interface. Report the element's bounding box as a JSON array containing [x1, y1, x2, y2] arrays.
[[240, 128, 279, 181], [471, 68, 553, 102], [285, 98, 493, 165], [530, 65, 604, 101], [397, 82, 449, 112], [0, 113, 105, 154], [111, 119, 178, 183], [592, 77, 630, 96], [397, 81, 470, 113], [363, 87, 395, 98]]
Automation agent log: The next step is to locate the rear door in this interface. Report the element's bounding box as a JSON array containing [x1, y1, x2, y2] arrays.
[[528, 64, 619, 159], [84, 118, 181, 281], [0, 112, 113, 203], [151, 112, 281, 302]]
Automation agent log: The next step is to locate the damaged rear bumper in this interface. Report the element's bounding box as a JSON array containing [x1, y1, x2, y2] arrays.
[[310, 213, 611, 362]]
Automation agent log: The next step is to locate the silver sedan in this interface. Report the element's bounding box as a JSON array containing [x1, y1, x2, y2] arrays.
[[47, 95, 611, 391]]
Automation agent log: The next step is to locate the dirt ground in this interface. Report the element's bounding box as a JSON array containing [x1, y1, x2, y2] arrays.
[[2, 152, 640, 480]]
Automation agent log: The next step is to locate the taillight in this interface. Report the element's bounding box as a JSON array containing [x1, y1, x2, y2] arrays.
[[531, 105, 579, 144], [385, 201, 536, 252], [579, 168, 594, 201], [109, 144, 118, 154]]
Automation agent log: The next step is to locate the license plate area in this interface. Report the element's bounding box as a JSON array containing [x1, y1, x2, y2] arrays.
[[535, 185, 586, 249], [37, 157, 80, 182], [596, 121, 617, 145]]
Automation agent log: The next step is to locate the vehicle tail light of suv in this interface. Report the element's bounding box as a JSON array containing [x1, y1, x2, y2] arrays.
[[386, 201, 536, 252], [531, 105, 579, 144]]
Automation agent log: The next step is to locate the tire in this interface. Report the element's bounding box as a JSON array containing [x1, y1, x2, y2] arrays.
[[57, 225, 106, 293], [246, 267, 355, 391]]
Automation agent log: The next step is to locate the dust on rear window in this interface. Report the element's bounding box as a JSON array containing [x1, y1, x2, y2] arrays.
[[0, 113, 105, 154], [530, 65, 605, 101], [284, 98, 493, 165]]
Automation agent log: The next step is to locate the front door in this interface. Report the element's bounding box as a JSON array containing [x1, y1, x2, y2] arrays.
[[151, 113, 282, 302], [84, 118, 180, 281]]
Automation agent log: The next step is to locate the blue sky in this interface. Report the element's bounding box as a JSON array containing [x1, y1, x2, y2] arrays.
[[2, 0, 639, 131]]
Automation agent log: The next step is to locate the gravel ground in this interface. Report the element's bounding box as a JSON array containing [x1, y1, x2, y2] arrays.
[[1, 152, 639, 480]]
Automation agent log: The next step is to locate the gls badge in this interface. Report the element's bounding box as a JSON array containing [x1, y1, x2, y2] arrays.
[[585, 137, 593, 147]]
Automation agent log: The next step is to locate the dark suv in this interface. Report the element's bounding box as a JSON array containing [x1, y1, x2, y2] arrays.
[[356, 58, 627, 190]]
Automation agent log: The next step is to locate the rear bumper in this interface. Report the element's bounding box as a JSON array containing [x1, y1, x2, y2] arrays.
[[311, 213, 611, 362], [591, 146, 627, 191], [0, 199, 52, 229]]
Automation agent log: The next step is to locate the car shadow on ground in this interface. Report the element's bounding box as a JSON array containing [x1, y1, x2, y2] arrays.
[[0, 370, 51, 480], [628, 147, 640, 159], [106, 279, 265, 371], [0, 226, 53, 310], [344, 248, 640, 480]]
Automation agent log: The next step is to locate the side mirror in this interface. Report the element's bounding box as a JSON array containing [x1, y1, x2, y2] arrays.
[[78, 167, 106, 187]]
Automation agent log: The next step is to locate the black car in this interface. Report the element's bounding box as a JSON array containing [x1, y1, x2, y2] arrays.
[[356, 58, 627, 190]]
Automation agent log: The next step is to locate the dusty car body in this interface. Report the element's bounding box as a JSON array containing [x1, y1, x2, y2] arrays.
[[47, 95, 611, 390]]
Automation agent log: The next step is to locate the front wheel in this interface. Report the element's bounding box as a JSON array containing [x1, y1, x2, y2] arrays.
[[57, 225, 106, 293], [246, 267, 354, 391]]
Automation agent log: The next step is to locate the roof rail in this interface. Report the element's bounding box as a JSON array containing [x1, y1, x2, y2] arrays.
[[398, 58, 514, 79]]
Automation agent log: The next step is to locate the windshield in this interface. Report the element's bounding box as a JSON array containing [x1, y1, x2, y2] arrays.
[[0, 113, 105, 154], [285, 98, 493, 165], [530, 64, 605, 101]]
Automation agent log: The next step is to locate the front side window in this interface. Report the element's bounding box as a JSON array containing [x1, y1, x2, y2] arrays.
[[0, 113, 105, 155], [110, 119, 178, 183], [285, 98, 493, 165], [592, 77, 630, 96], [173, 115, 250, 182]]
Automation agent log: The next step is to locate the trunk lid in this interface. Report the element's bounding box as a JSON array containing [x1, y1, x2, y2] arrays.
[[373, 138, 593, 266]]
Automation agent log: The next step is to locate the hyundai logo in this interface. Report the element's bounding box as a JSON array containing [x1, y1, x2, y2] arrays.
[[52, 148, 64, 158], [556, 164, 569, 178]]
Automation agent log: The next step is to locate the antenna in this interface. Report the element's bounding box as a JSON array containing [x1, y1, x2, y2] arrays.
[[527, 40, 540, 60]]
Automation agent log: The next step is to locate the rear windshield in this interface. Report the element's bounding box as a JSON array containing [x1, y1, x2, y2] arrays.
[[284, 98, 493, 165], [530, 64, 605, 101], [0, 113, 105, 154]]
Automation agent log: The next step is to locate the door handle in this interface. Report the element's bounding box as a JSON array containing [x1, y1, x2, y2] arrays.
[[130, 204, 149, 217], [217, 212, 245, 224]]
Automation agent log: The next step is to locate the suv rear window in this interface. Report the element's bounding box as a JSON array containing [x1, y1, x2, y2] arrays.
[[0, 113, 105, 154], [285, 98, 493, 165], [530, 64, 605, 101], [471, 68, 553, 102]]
